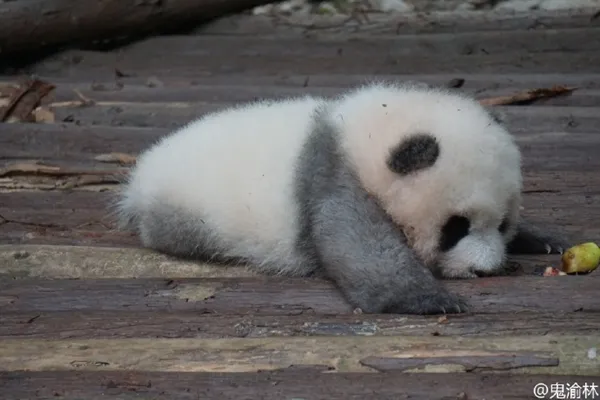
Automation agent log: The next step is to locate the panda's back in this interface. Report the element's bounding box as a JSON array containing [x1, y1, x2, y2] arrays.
[[120, 96, 324, 273]]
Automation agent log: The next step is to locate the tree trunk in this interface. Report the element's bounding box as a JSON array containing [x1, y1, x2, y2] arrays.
[[0, 0, 274, 62]]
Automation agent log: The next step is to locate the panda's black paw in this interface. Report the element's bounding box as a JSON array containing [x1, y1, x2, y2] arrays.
[[380, 287, 469, 315], [508, 220, 571, 255]]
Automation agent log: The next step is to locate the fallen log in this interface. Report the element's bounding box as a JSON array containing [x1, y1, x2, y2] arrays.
[[0, 0, 275, 63]]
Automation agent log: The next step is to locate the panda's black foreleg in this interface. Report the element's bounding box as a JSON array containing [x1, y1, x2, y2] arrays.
[[507, 219, 572, 255], [310, 184, 468, 315]]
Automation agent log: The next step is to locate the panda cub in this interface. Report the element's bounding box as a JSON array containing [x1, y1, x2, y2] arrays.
[[116, 81, 569, 315]]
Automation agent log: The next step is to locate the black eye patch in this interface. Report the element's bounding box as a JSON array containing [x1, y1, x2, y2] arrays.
[[440, 215, 470, 252], [386, 133, 440, 175]]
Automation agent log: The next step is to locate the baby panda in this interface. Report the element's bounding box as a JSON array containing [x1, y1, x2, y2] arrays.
[[115, 81, 569, 315]]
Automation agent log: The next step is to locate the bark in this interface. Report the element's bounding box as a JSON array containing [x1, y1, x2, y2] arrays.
[[0, 0, 275, 61]]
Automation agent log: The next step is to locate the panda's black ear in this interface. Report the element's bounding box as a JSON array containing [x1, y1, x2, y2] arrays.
[[387, 133, 440, 175]]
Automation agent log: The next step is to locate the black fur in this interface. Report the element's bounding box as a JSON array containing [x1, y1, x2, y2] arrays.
[[295, 107, 467, 315], [134, 200, 252, 266], [439, 216, 471, 252], [508, 219, 570, 254], [387, 133, 440, 175]]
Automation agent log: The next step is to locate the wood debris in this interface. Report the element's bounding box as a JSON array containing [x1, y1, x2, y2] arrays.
[[0, 161, 127, 189], [94, 153, 137, 165], [479, 86, 577, 106], [360, 351, 559, 373], [32, 106, 56, 123], [0, 162, 130, 191], [0, 161, 128, 178], [0, 78, 55, 123]]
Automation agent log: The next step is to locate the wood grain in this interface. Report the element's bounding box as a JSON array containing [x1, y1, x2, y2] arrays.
[[0, 334, 598, 374], [1, 370, 598, 400], [197, 8, 600, 36], [2, 310, 600, 339], [1, 275, 599, 315]]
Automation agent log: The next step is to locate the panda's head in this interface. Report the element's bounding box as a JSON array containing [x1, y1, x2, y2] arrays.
[[332, 81, 523, 279]]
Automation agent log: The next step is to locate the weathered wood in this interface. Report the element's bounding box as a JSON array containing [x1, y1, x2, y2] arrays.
[[28, 46, 600, 79], [3, 80, 594, 127], [0, 245, 255, 280], [197, 8, 600, 36], [54, 28, 600, 58], [1, 370, 598, 400], [2, 113, 600, 170], [359, 352, 560, 373], [0, 123, 166, 163], [0, 222, 140, 248], [39, 98, 600, 129], [1, 274, 599, 315], [0, 244, 573, 280], [1, 173, 597, 246], [0, 335, 598, 374], [2, 310, 600, 339], [0, 0, 277, 63], [0, 78, 55, 123], [5, 72, 599, 91]]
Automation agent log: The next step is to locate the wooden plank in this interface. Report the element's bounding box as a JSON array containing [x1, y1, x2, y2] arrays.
[[0, 241, 590, 279], [1, 370, 598, 400], [38, 99, 600, 129], [3, 80, 594, 129], [0, 123, 166, 163], [0, 244, 565, 280], [0, 245, 256, 280], [0, 222, 140, 248], [1, 275, 599, 315], [37, 81, 597, 106], [41, 84, 600, 108], [0, 334, 597, 374], [196, 9, 600, 36], [28, 47, 600, 79], [2, 309, 600, 339], [1, 162, 598, 245], [5, 72, 599, 90], [93, 28, 600, 57], [2, 107, 600, 169], [0, 182, 597, 247], [29, 27, 600, 64]]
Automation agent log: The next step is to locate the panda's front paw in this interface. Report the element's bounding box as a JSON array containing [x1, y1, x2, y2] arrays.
[[383, 289, 469, 315], [541, 235, 571, 255], [508, 220, 571, 255], [348, 283, 468, 315]]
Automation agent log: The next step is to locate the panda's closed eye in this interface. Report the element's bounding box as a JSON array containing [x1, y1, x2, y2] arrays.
[[440, 215, 470, 252]]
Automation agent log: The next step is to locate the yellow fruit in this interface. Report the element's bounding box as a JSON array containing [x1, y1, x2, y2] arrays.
[[561, 242, 600, 274]]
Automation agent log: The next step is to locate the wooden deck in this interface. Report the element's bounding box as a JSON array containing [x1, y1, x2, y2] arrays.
[[1, 7, 600, 399]]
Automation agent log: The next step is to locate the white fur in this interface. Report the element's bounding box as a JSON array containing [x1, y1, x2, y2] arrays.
[[119, 82, 523, 279], [328, 83, 522, 277], [119, 96, 325, 275]]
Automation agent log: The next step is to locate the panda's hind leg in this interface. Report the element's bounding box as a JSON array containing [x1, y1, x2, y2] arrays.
[[137, 200, 247, 265]]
